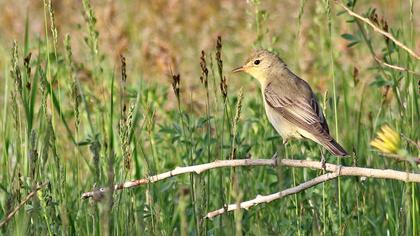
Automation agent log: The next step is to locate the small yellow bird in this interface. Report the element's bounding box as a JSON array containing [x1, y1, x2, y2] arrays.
[[233, 49, 348, 156]]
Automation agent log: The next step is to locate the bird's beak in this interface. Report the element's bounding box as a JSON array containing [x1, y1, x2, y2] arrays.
[[232, 66, 245, 73]]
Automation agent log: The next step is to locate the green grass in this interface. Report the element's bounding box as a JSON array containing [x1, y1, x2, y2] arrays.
[[0, 0, 419, 235]]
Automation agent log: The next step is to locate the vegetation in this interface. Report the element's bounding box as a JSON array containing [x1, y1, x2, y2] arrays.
[[0, 0, 418, 235]]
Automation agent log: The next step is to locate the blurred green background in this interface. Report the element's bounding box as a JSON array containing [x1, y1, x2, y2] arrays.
[[0, 0, 419, 235]]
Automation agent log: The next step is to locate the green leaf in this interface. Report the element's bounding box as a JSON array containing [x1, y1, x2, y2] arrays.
[[347, 41, 359, 48], [336, 10, 347, 16], [341, 33, 356, 41]]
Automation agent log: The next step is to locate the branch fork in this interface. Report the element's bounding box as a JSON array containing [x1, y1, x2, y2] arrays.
[[81, 155, 420, 218]]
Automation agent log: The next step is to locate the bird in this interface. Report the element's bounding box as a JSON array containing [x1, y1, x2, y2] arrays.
[[232, 49, 348, 156]]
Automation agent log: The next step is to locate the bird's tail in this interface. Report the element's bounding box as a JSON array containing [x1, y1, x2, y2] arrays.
[[321, 139, 348, 157]]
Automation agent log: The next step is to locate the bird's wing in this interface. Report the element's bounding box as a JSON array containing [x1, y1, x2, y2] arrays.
[[310, 93, 329, 133], [264, 82, 331, 141]]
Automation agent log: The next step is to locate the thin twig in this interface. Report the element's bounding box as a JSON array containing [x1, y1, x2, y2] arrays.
[[0, 182, 48, 228], [335, 0, 420, 60], [401, 133, 420, 150], [379, 153, 420, 164], [205, 172, 339, 218], [81, 157, 420, 199], [374, 57, 420, 76]]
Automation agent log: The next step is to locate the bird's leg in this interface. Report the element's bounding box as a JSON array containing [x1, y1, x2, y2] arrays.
[[271, 152, 278, 160], [282, 138, 290, 160], [271, 152, 279, 166], [320, 150, 326, 171]]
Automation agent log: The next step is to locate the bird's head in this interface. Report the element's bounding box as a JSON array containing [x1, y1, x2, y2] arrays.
[[232, 49, 286, 84]]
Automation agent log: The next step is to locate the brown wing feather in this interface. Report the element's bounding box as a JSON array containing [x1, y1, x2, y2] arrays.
[[310, 95, 329, 133], [264, 83, 332, 142]]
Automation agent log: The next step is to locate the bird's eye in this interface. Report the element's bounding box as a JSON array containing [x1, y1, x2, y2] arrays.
[[254, 59, 261, 65]]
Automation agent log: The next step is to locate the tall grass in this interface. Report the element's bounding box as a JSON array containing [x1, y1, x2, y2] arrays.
[[0, 0, 419, 235]]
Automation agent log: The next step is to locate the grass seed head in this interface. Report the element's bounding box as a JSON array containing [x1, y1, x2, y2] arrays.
[[11, 41, 22, 94], [120, 55, 127, 83], [171, 73, 181, 101], [216, 36, 223, 77], [199, 50, 208, 87]]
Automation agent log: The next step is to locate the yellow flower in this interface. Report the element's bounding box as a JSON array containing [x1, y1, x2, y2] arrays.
[[370, 125, 401, 154]]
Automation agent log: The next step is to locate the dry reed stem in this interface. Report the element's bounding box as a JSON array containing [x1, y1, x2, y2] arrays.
[[335, 0, 420, 60]]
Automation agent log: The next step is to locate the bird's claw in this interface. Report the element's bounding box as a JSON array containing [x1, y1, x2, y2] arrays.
[[271, 152, 279, 166]]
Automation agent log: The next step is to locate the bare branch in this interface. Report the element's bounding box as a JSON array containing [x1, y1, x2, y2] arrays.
[[280, 159, 420, 182], [205, 172, 339, 219], [0, 183, 48, 228], [335, 0, 420, 60], [81, 159, 276, 199], [206, 158, 420, 218], [81, 157, 420, 200]]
